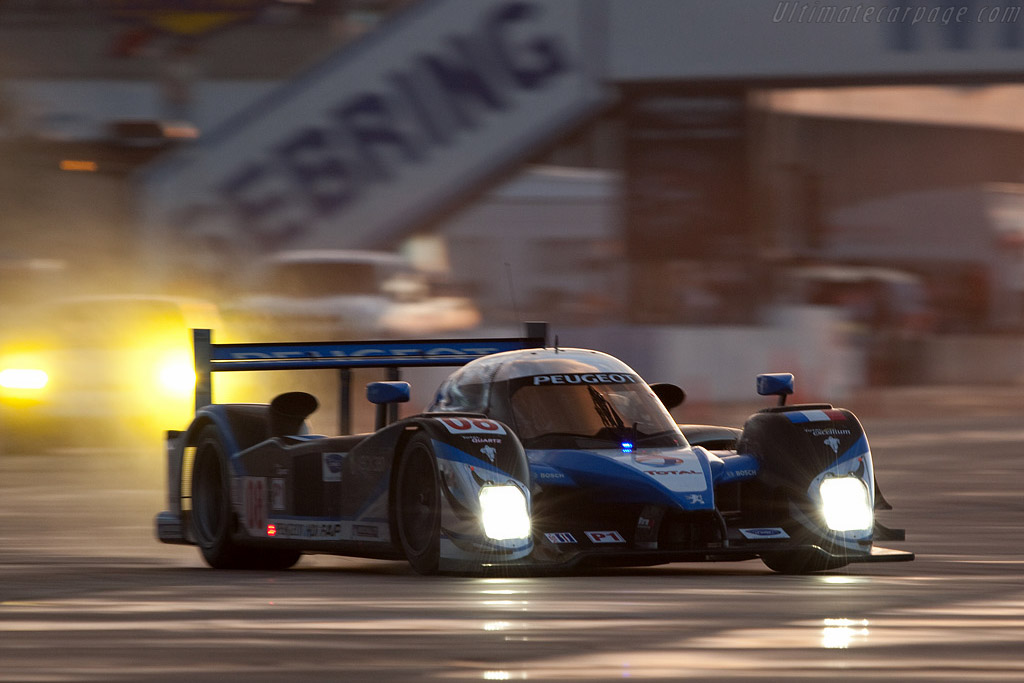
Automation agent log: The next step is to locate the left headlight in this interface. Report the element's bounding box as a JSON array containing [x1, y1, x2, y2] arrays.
[[479, 485, 530, 540], [819, 476, 873, 532], [0, 368, 49, 390]]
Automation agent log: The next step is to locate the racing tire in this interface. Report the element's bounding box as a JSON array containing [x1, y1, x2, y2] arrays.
[[395, 433, 442, 575], [190, 425, 300, 570], [248, 548, 303, 571], [761, 549, 848, 575]]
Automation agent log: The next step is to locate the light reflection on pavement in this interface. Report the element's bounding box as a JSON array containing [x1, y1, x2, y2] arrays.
[[1, 411, 1023, 681]]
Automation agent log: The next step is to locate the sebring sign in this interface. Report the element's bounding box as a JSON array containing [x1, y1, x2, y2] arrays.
[[142, 0, 606, 265], [141, 0, 1024, 268]]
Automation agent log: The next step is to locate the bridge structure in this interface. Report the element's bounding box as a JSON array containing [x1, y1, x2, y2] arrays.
[[137, 0, 1024, 269]]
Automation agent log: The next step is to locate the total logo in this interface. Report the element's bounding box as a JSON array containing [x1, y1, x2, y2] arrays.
[[633, 453, 686, 468], [630, 450, 707, 494]]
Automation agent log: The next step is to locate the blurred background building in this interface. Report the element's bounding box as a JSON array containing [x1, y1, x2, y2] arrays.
[[2, 0, 1024, 405]]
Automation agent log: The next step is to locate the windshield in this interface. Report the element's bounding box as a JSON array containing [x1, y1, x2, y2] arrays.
[[498, 373, 684, 450]]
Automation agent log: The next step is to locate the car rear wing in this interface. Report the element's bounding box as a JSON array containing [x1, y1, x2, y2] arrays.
[[192, 322, 548, 433]]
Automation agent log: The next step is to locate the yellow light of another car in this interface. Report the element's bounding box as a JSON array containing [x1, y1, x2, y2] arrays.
[[0, 368, 49, 390], [157, 358, 196, 396]]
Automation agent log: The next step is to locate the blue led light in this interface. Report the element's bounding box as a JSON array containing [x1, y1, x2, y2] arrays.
[[621, 441, 634, 453]]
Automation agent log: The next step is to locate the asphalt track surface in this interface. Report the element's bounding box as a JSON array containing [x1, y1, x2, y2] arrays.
[[1, 388, 1022, 681]]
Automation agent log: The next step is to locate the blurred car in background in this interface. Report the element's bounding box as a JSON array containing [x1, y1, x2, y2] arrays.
[[224, 249, 482, 341], [0, 294, 221, 453], [781, 264, 932, 331]]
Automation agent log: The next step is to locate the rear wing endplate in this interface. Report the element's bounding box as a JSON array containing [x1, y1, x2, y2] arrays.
[[192, 322, 548, 433]]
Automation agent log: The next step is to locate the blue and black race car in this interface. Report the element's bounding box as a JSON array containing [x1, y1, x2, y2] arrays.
[[155, 325, 913, 574]]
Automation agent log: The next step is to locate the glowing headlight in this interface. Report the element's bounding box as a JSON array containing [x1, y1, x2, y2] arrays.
[[156, 357, 196, 396], [819, 477, 873, 532], [479, 485, 530, 540], [0, 368, 49, 390]]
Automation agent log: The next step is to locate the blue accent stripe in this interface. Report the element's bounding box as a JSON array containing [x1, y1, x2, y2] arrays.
[[836, 434, 870, 467], [433, 440, 513, 480], [529, 448, 714, 511]]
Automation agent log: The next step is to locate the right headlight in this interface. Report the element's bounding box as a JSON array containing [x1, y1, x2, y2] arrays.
[[478, 485, 530, 540], [819, 476, 873, 532]]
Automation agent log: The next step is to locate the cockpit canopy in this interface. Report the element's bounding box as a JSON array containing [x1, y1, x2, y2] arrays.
[[429, 348, 685, 449]]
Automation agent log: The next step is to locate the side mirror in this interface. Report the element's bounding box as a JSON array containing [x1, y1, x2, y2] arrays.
[[367, 381, 411, 405], [650, 382, 686, 411], [756, 373, 794, 406], [367, 381, 411, 430], [269, 391, 319, 437]]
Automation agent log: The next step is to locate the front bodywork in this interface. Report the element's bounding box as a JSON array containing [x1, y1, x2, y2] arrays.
[[426, 347, 911, 570], [522, 430, 906, 570], [525, 444, 761, 566]]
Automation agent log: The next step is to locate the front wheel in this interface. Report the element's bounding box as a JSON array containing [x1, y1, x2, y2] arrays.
[[394, 433, 442, 575]]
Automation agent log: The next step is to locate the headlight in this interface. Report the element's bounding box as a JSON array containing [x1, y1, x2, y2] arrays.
[[156, 356, 196, 396], [479, 485, 530, 540], [819, 477, 873, 532], [0, 368, 49, 390]]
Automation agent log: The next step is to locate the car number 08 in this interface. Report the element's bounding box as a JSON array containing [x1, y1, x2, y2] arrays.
[[244, 477, 267, 535], [436, 417, 507, 436]]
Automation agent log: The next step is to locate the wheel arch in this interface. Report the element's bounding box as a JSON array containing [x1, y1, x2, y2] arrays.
[[383, 414, 528, 571], [737, 405, 875, 573], [384, 417, 462, 549], [175, 404, 266, 544]]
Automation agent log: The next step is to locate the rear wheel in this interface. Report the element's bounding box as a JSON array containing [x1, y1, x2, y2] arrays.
[[191, 425, 300, 570], [395, 433, 441, 575]]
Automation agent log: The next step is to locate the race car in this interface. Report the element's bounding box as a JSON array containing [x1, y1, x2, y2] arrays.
[[155, 325, 913, 574]]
